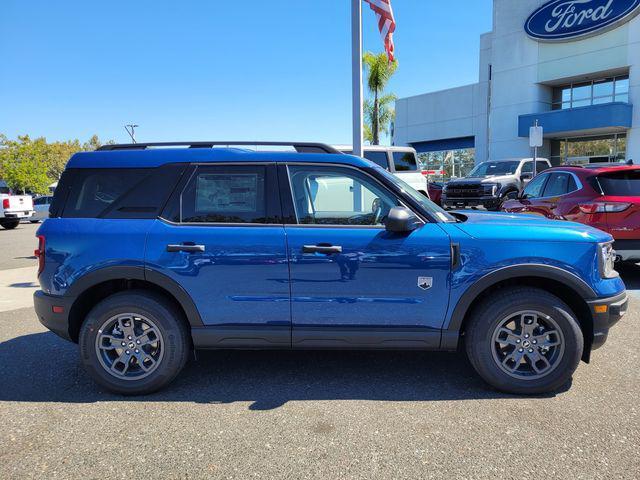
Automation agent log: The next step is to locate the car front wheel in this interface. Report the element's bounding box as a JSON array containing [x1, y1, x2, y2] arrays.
[[465, 287, 583, 394], [79, 290, 190, 395]]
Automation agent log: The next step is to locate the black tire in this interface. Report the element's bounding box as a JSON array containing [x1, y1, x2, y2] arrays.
[[79, 290, 190, 395], [30, 220, 41, 224], [465, 287, 583, 395], [0, 220, 20, 230]]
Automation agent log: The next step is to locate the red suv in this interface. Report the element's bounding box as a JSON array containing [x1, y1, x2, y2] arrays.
[[502, 164, 640, 263]]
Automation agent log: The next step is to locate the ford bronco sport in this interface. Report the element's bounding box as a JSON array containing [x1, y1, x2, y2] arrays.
[[34, 142, 627, 395]]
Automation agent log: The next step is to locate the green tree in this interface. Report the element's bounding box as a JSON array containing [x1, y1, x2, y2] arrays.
[[0, 135, 51, 194], [0, 134, 115, 193], [363, 52, 398, 145]]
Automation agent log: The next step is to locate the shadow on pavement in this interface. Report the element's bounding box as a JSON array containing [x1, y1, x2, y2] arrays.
[[617, 262, 640, 290], [0, 331, 565, 408]]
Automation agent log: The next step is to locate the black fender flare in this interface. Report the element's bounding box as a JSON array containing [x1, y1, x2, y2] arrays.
[[441, 264, 596, 349], [66, 265, 203, 327], [498, 184, 520, 198]]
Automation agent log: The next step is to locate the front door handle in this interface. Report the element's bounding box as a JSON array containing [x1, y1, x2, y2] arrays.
[[166, 244, 205, 253], [303, 244, 343, 254]]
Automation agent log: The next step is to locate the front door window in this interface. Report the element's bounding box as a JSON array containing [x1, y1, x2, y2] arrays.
[[288, 165, 399, 226]]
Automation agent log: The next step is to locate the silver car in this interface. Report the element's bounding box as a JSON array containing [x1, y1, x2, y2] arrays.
[[31, 195, 53, 223]]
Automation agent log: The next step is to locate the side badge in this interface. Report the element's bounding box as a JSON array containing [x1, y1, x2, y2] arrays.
[[418, 277, 433, 291]]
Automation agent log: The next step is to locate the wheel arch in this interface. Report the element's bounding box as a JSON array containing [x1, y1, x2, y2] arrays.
[[442, 265, 596, 362], [66, 266, 203, 343]]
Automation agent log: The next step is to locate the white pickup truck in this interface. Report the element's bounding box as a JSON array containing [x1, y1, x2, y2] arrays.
[[0, 181, 34, 229]]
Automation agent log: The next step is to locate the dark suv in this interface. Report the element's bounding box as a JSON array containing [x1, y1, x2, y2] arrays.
[[34, 142, 627, 395]]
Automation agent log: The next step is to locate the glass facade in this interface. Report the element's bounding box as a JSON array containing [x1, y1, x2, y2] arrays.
[[550, 134, 627, 166], [418, 148, 475, 181], [552, 76, 629, 110]]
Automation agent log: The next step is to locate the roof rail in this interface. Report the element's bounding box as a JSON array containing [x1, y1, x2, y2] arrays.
[[96, 141, 341, 154]]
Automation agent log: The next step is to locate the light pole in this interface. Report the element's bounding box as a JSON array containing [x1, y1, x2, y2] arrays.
[[124, 124, 139, 143]]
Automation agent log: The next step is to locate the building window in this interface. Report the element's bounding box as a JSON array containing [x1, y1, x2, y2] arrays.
[[552, 76, 629, 110], [418, 148, 476, 181], [550, 134, 627, 166]]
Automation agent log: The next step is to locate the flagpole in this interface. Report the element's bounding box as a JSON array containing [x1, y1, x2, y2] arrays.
[[351, 0, 364, 157]]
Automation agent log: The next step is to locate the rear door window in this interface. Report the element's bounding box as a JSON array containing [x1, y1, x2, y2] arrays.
[[363, 151, 390, 170], [596, 170, 640, 196], [169, 165, 281, 224], [542, 173, 571, 197], [392, 152, 418, 171]]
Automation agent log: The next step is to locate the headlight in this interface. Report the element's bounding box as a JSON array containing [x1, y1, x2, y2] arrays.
[[483, 183, 500, 195], [598, 242, 618, 279]]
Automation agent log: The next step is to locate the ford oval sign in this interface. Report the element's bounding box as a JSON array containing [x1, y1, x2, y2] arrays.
[[525, 0, 640, 42]]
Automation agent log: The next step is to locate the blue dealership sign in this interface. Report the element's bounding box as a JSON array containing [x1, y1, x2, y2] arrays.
[[525, 0, 640, 42]]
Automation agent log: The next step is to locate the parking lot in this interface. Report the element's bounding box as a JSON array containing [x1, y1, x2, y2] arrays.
[[1, 222, 639, 479]]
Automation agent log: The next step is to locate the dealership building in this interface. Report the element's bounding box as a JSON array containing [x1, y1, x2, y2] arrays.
[[393, 0, 640, 169]]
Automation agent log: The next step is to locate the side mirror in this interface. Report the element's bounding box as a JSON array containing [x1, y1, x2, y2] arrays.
[[385, 207, 420, 233], [520, 173, 533, 181]]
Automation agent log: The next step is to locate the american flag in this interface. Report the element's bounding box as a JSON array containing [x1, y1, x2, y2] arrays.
[[364, 0, 396, 62]]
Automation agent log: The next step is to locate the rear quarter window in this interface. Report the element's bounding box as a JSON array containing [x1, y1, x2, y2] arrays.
[[363, 151, 390, 170], [595, 170, 640, 196], [392, 152, 418, 171], [57, 165, 187, 219]]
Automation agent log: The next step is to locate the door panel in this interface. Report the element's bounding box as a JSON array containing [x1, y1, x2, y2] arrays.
[[287, 225, 451, 331], [145, 164, 290, 347], [284, 164, 451, 348]]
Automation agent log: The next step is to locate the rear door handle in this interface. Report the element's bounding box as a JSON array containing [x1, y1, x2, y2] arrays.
[[166, 244, 205, 253], [303, 245, 343, 254]]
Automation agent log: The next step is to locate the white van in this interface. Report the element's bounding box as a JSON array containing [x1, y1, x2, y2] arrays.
[[335, 145, 429, 197]]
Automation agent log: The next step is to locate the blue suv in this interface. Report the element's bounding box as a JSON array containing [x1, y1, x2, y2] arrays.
[[34, 142, 627, 395]]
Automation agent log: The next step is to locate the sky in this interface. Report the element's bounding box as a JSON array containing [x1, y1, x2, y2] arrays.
[[0, 0, 493, 146]]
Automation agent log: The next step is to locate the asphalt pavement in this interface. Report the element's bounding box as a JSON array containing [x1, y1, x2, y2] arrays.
[[0, 222, 638, 479]]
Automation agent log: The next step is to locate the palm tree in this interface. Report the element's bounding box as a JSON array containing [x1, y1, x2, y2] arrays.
[[363, 52, 398, 145]]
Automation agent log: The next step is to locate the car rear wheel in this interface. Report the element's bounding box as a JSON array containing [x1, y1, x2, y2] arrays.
[[79, 290, 190, 395], [0, 220, 20, 230], [465, 287, 583, 394]]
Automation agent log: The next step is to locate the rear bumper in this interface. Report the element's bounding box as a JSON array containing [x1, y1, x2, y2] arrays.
[[34, 290, 73, 342], [587, 291, 628, 350], [2, 210, 34, 219]]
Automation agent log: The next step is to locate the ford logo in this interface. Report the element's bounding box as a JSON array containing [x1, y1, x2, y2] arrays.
[[525, 0, 640, 42]]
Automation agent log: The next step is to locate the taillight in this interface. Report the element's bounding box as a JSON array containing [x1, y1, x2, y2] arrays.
[[578, 202, 631, 214], [2, 198, 8, 209], [35, 235, 45, 275]]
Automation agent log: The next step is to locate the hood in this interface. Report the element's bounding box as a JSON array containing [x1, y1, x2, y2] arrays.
[[447, 175, 513, 185], [451, 210, 612, 244]]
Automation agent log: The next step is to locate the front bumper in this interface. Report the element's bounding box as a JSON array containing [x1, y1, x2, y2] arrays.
[[587, 291, 628, 350], [442, 195, 499, 209], [34, 290, 74, 342]]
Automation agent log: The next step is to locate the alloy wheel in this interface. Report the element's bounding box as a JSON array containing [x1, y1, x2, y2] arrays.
[[95, 313, 164, 380], [491, 310, 565, 380]]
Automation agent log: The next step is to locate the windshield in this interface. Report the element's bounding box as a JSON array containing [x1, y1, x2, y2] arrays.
[[374, 166, 456, 223], [469, 161, 520, 177]]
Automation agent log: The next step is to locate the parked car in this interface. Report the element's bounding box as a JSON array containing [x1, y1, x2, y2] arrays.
[[31, 195, 53, 223], [502, 164, 640, 263], [442, 158, 551, 210], [0, 182, 34, 229], [34, 141, 626, 395], [335, 145, 429, 197]]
